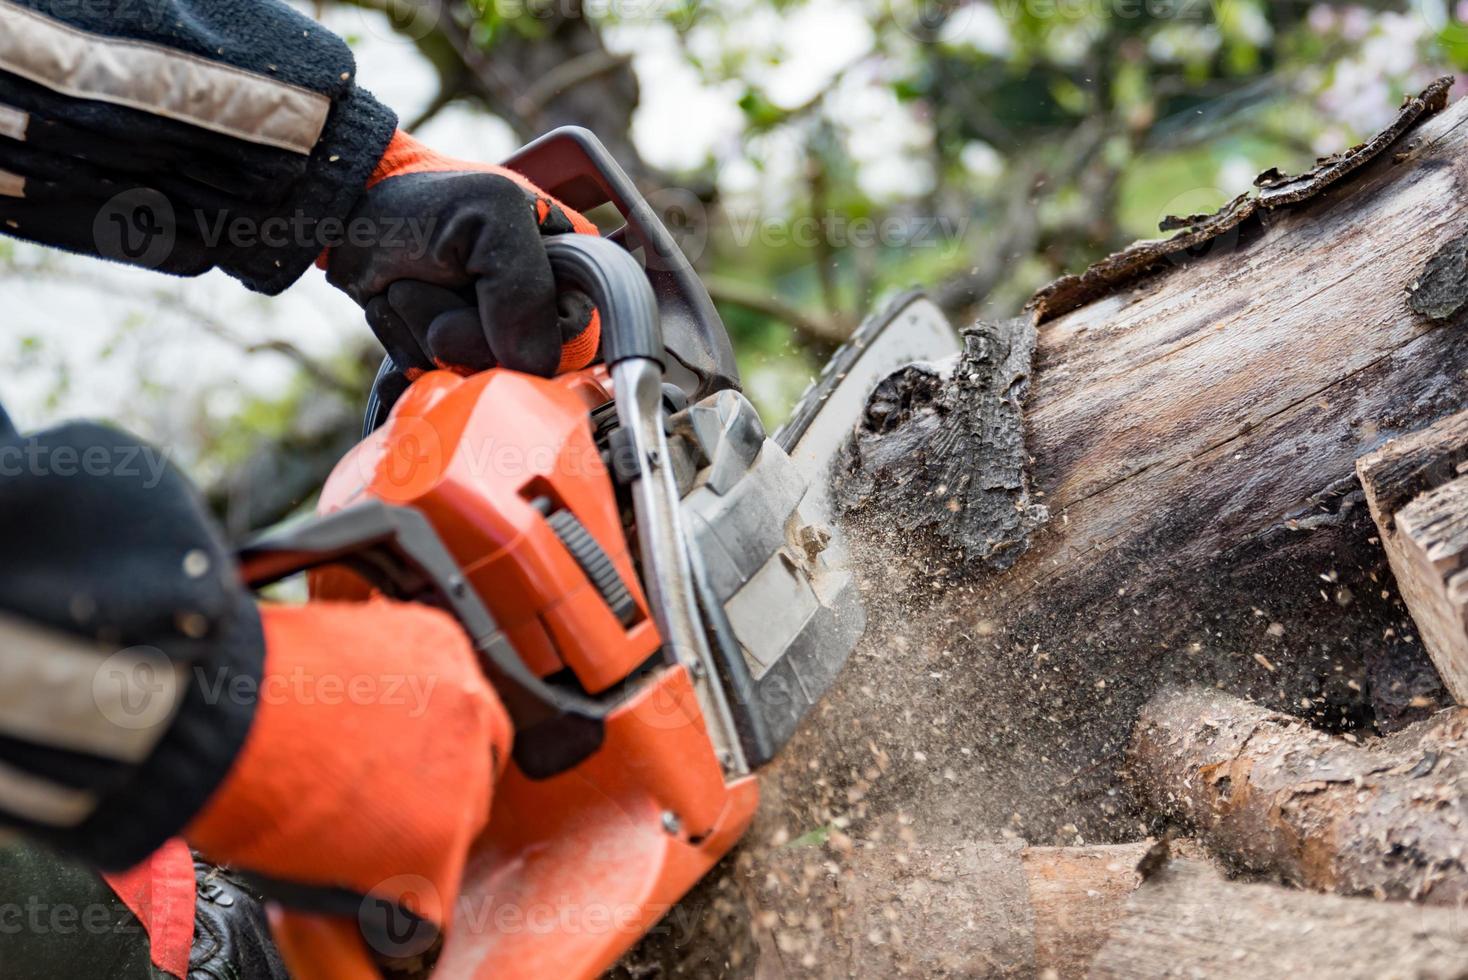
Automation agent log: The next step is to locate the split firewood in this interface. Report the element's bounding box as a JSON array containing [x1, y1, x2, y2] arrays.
[[1090, 858, 1468, 979], [1127, 685, 1468, 906], [1358, 409, 1468, 702]]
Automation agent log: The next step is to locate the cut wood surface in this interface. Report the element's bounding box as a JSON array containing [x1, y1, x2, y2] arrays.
[[1089, 859, 1468, 980], [1359, 411, 1468, 702], [1128, 685, 1468, 906], [1357, 409, 1468, 525], [1020, 845, 1146, 979]]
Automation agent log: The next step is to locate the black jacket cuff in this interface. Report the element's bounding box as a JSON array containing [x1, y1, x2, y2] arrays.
[[222, 85, 398, 295]]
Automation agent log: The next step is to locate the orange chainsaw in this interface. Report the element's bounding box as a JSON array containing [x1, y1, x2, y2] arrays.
[[239, 128, 959, 978]]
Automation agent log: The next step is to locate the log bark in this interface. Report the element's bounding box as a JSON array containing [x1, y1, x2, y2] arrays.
[[1128, 685, 1468, 906], [1358, 410, 1468, 702], [1090, 858, 1468, 979], [625, 82, 1468, 974]]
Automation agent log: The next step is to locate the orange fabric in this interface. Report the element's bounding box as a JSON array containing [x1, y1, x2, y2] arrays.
[[186, 599, 512, 974], [270, 911, 382, 980], [370, 130, 599, 236], [557, 308, 602, 375], [101, 838, 195, 979]]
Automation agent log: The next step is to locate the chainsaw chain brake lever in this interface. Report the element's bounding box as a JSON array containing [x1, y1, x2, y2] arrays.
[[237, 500, 606, 779]]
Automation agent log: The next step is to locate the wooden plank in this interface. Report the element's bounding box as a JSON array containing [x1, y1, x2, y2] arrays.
[[1358, 410, 1468, 702], [1394, 476, 1468, 701]]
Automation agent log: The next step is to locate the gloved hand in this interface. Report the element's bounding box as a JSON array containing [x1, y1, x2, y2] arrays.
[[325, 131, 603, 381]]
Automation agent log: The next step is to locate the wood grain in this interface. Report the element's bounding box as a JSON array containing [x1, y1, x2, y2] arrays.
[[1359, 414, 1468, 701], [1395, 477, 1468, 701], [1090, 859, 1468, 980]]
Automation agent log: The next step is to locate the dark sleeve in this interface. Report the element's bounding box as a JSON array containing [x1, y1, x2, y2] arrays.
[[0, 0, 398, 294], [0, 409, 263, 870]]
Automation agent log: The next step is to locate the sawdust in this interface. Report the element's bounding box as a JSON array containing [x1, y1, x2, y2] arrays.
[[615, 75, 1465, 979]]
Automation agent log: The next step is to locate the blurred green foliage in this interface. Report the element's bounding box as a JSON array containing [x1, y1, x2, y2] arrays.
[[660, 0, 1455, 416], [0, 0, 1458, 514]]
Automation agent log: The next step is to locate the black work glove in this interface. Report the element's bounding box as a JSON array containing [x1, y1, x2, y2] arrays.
[[191, 857, 291, 980], [0, 413, 262, 871], [324, 131, 601, 381]]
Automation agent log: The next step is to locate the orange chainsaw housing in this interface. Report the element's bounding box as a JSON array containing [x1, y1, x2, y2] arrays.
[[313, 367, 759, 979]]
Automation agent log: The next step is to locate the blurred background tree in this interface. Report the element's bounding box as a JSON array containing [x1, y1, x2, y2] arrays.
[[0, 0, 1459, 535]]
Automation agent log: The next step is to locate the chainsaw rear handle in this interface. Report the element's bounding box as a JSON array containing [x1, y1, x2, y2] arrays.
[[238, 500, 607, 779]]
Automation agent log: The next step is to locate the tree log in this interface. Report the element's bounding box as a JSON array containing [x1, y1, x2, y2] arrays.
[[1128, 684, 1468, 906], [625, 83, 1468, 973], [828, 77, 1468, 836], [1090, 858, 1468, 979], [1358, 410, 1468, 702]]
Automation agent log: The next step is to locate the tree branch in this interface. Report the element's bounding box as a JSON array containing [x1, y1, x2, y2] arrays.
[[517, 49, 633, 121], [703, 275, 848, 349], [930, 116, 1112, 322]]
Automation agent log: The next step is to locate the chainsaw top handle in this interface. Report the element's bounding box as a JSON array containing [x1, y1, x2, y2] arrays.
[[542, 235, 662, 368], [504, 127, 737, 399], [546, 234, 750, 774], [364, 128, 739, 437]]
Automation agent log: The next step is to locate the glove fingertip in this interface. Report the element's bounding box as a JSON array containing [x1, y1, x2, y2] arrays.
[[425, 307, 495, 375]]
